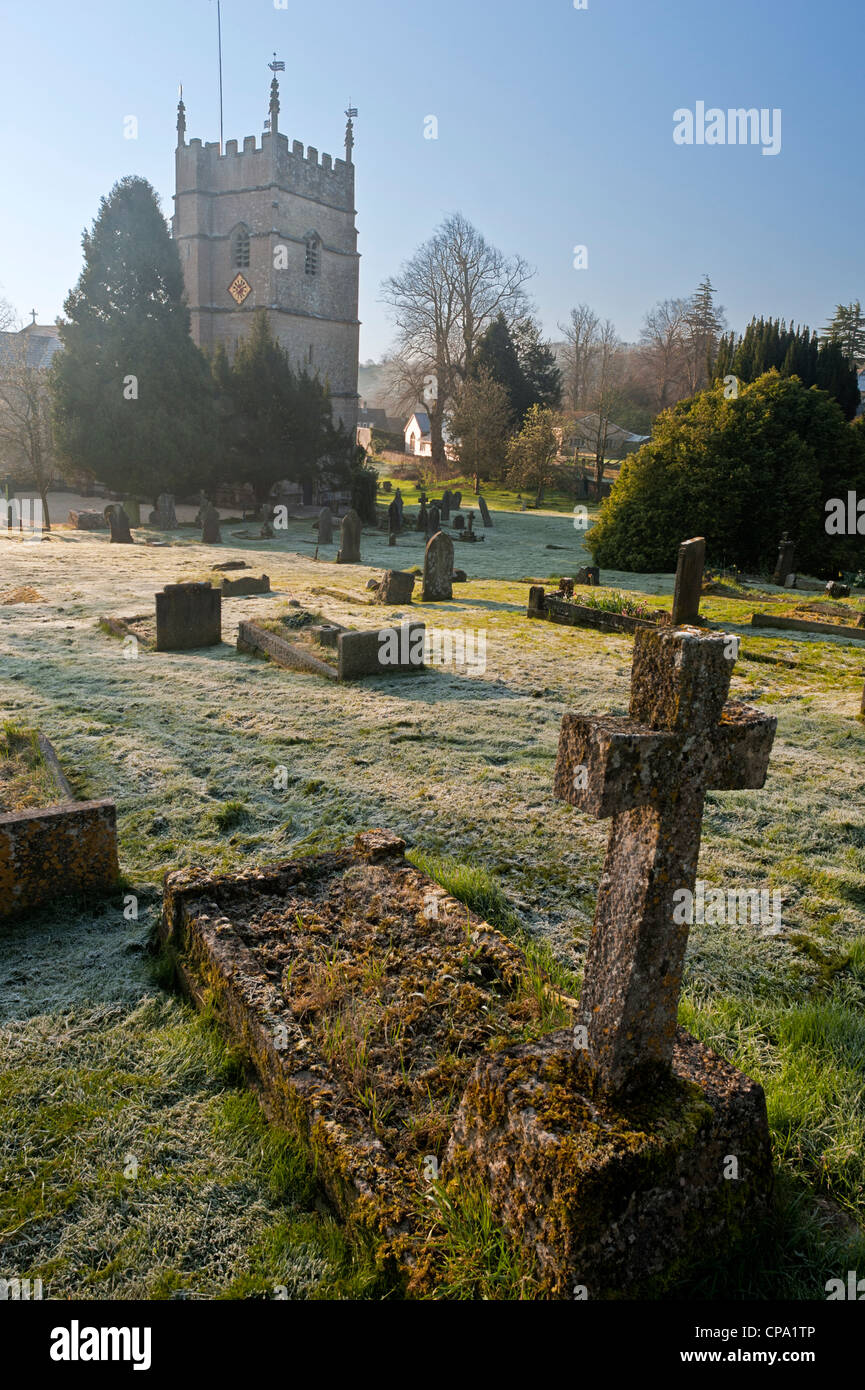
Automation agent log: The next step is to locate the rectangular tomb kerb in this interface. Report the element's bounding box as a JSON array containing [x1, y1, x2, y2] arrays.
[[553, 626, 777, 1096]]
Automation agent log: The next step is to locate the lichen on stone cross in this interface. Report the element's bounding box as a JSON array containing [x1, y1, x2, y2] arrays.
[[553, 626, 777, 1096]]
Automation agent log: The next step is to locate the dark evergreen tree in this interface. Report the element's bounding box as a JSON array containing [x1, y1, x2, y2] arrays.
[[50, 176, 218, 502], [473, 313, 562, 423], [711, 316, 860, 419]]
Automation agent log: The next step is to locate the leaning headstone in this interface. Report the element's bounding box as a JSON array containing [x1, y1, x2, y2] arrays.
[[772, 532, 795, 587], [416, 501, 428, 533], [336, 509, 362, 564], [477, 495, 492, 528], [318, 507, 334, 545], [422, 530, 454, 601], [148, 493, 178, 530], [670, 536, 705, 626], [388, 498, 400, 540], [155, 582, 221, 651], [104, 504, 133, 544], [201, 502, 222, 545], [376, 570, 416, 605], [446, 627, 777, 1295]]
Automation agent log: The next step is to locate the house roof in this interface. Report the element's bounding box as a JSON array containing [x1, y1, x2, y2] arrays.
[[0, 330, 63, 369], [406, 411, 431, 435]]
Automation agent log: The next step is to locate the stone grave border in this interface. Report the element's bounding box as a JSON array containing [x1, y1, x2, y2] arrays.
[[158, 834, 552, 1281], [751, 611, 865, 643], [237, 617, 427, 682], [0, 733, 119, 919], [527, 587, 658, 636]]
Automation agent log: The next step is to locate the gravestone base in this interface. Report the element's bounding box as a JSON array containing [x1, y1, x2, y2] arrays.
[[445, 1028, 773, 1300]]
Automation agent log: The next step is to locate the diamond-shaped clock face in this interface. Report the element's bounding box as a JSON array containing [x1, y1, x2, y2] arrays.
[[228, 274, 252, 305]]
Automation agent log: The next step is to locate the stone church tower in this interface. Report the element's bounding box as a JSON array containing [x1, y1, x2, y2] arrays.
[[172, 76, 359, 432]]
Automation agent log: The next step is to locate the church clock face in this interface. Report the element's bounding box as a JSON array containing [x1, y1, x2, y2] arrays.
[[228, 273, 252, 305]]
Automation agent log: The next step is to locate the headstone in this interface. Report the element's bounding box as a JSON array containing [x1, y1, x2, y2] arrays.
[[784, 574, 797, 589], [394, 488, 404, 526], [670, 537, 705, 626], [123, 498, 141, 526], [318, 507, 334, 545], [772, 532, 795, 587], [68, 510, 108, 531], [451, 490, 461, 510], [376, 570, 416, 605], [575, 566, 599, 586], [200, 501, 222, 545], [826, 580, 850, 599], [416, 501, 428, 533], [422, 531, 454, 601], [336, 509, 362, 564], [428, 503, 441, 537], [104, 504, 133, 544], [148, 493, 178, 530], [440, 490, 451, 521], [155, 582, 222, 651], [388, 498, 400, 539], [477, 495, 493, 528], [452, 514, 465, 531], [554, 626, 777, 1094]]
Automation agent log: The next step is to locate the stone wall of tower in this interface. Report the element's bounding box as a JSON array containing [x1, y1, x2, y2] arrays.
[[173, 126, 360, 431]]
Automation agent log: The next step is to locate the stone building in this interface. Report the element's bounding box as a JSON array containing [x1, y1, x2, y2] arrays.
[[172, 75, 360, 432]]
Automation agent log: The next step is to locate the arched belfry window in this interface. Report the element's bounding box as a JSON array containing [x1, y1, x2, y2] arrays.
[[304, 232, 321, 277], [231, 225, 250, 269]]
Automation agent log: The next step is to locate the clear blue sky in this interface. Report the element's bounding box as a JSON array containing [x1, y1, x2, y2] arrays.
[[0, 0, 860, 358]]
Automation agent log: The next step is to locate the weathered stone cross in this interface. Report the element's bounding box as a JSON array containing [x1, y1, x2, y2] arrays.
[[554, 626, 776, 1095]]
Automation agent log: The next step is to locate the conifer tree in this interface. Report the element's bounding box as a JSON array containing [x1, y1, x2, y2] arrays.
[[50, 176, 218, 503]]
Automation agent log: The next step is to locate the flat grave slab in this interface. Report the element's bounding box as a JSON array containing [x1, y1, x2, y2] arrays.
[[159, 830, 561, 1288], [751, 610, 865, 642]]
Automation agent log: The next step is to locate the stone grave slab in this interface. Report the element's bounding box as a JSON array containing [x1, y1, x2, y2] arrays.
[[158, 830, 570, 1291]]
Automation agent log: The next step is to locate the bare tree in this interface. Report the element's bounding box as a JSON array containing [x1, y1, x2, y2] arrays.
[[381, 214, 531, 474], [574, 320, 624, 492], [639, 298, 688, 412], [559, 304, 600, 411], [0, 333, 57, 529]]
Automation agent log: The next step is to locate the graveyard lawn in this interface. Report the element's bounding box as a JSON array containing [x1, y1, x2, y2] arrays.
[[0, 723, 63, 812], [2, 513, 865, 1299]]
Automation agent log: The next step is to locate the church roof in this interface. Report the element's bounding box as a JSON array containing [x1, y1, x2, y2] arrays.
[[0, 330, 63, 369]]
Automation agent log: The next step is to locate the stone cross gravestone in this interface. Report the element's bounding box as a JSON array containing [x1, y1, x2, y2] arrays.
[[336, 509, 362, 564], [149, 494, 178, 530], [318, 507, 334, 545], [553, 626, 777, 1095], [422, 530, 454, 601], [104, 504, 133, 544], [200, 501, 222, 545], [670, 536, 705, 626], [477, 494, 493, 528], [772, 532, 795, 587]]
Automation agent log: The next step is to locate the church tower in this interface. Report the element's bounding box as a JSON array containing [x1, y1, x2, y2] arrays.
[[172, 75, 360, 432]]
